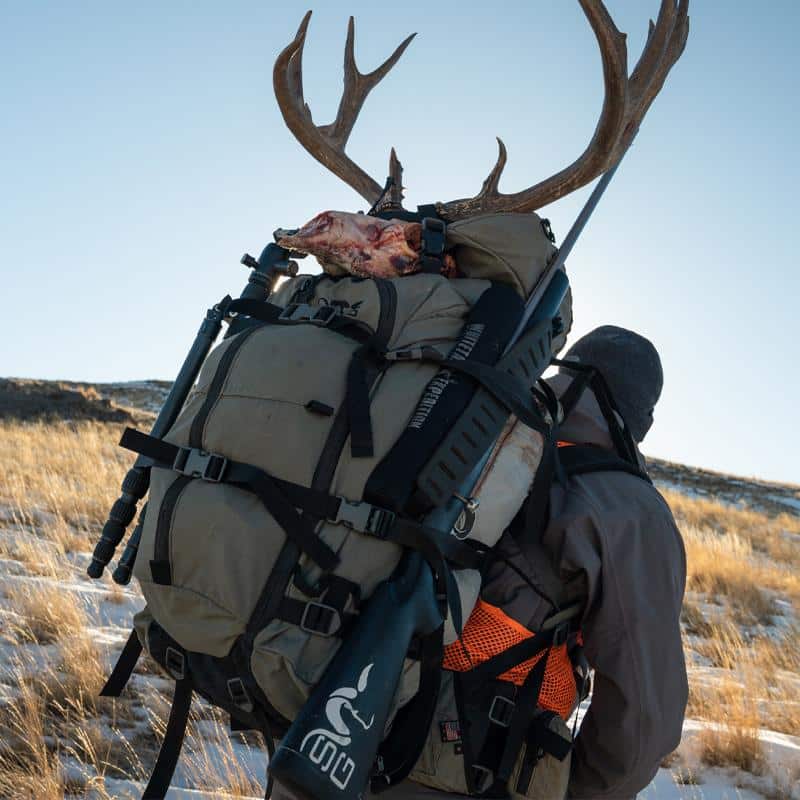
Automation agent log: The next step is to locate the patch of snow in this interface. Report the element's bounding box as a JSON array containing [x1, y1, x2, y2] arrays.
[[769, 494, 800, 512]]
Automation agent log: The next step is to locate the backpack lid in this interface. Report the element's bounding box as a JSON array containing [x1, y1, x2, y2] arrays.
[[445, 212, 557, 298]]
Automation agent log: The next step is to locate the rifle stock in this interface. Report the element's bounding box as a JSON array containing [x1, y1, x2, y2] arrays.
[[269, 551, 442, 800]]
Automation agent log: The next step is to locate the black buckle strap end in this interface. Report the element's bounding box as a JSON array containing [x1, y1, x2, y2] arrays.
[[172, 446, 228, 483], [420, 217, 447, 274]]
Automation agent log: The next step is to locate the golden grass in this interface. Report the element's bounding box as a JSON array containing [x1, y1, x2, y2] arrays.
[[185, 717, 267, 797], [661, 488, 800, 781], [0, 419, 128, 536], [0, 418, 797, 793], [6, 581, 88, 645], [0, 669, 66, 799], [0, 532, 67, 578], [663, 488, 800, 568]]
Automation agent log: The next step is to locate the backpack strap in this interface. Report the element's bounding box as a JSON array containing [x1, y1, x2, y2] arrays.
[[457, 626, 559, 795], [142, 678, 193, 799], [558, 443, 652, 485], [100, 629, 143, 698], [418, 217, 447, 274], [371, 626, 445, 792], [550, 358, 640, 467]]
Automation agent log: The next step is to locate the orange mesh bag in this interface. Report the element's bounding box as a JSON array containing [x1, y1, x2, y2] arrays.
[[443, 599, 577, 720]]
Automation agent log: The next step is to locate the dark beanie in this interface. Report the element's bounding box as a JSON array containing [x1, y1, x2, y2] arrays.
[[559, 325, 663, 443]]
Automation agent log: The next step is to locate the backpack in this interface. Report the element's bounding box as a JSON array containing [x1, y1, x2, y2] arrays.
[[99, 212, 577, 798], [407, 364, 652, 800]]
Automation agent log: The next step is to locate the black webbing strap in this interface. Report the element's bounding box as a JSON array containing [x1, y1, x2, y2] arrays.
[[551, 358, 640, 466], [558, 444, 652, 485], [100, 629, 143, 697], [515, 711, 571, 795], [371, 625, 445, 792], [418, 217, 447, 274], [347, 341, 380, 458], [459, 627, 555, 692], [276, 596, 358, 637], [463, 630, 554, 796], [392, 348, 549, 435], [227, 298, 283, 324], [119, 428, 339, 573], [142, 678, 193, 799], [387, 517, 473, 634], [494, 648, 551, 785]]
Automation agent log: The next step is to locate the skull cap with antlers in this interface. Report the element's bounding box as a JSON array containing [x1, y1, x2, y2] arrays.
[[273, 2, 689, 221]]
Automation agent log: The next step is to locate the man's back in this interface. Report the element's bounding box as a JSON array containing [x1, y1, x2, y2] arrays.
[[536, 373, 688, 799]]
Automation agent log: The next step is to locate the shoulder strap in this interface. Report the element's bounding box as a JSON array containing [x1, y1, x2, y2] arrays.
[[550, 358, 640, 467], [558, 443, 652, 484]]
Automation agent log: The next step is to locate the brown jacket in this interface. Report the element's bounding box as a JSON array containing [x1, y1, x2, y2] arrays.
[[542, 373, 687, 798]]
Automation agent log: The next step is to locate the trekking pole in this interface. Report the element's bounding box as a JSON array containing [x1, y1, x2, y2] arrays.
[[269, 152, 633, 800], [88, 238, 299, 582]]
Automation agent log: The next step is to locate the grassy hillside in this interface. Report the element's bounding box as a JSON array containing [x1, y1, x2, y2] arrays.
[[0, 383, 798, 797]]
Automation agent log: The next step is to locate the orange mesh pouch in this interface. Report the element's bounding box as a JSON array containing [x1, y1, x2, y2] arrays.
[[443, 599, 577, 720]]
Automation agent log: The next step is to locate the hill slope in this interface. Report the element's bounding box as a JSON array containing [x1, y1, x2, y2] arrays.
[[0, 378, 797, 798]]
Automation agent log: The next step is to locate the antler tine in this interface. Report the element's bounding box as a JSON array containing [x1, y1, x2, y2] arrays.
[[320, 18, 416, 150], [273, 11, 416, 206], [437, 0, 629, 220], [629, 1, 689, 127], [436, 0, 689, 221]]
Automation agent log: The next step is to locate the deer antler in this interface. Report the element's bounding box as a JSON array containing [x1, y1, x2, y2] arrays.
[[436, 0, 689, 220], [273, 11, 416, 207]]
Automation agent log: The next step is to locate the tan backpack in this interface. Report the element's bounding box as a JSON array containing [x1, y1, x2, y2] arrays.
[[100, 212, 578, 799]]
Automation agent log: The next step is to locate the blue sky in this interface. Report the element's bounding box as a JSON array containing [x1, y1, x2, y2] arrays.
[[1, 1, 798, 484]]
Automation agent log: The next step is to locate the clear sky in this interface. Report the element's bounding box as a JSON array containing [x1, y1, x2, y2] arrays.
[[1, 1, 798, 484]]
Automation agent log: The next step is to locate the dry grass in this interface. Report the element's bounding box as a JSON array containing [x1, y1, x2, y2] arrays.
[[6, 581, 88, 645], [0, 532, 67, 578], [663, 487, 800, 782], [0, 669, 66, 799], [0, 417, 797, 794], [664, 488, 800, 569], [185, 717, 267, 797], [0, 419, 128, 537]]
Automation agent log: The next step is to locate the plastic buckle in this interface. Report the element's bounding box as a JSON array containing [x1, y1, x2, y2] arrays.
[[278, 303, 339, 326], [334, 498, 395, 538], [226, 677, 254, 713], [164, 646, 186, 681], [278, 303, 310, 322], [310, 305, 339, 326], [300, 601, 341, 637], [471, 765, 495, 794], [421, 217, 446, 257], [384, 347, 424, 362], [173, 446, 227, 482], [552, 621, 570, 648], [488, 695, 516, 728]]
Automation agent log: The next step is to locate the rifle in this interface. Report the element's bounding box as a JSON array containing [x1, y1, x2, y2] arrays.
[[87, 239, 299, 583], [268, 159, 626, 800]]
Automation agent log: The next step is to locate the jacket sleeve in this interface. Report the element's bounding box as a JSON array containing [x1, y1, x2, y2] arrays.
[[558, 491, 688, 800]]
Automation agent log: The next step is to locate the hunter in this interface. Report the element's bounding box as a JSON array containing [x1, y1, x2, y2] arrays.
[[480, 325, 689, 799]]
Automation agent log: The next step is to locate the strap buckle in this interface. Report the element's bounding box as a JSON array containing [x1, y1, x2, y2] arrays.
[[279, 303, 340, 326], [172, 446, 228, 483], [300, 601, 342, 637], [164, 646, 186, 681], [552, 621, 570, 647], [226, 677, 254, 713], [421, 217, 446, 257], [334, 498, 396, 538], [471, 764, 495, 794], [488, 695, 516, 728]]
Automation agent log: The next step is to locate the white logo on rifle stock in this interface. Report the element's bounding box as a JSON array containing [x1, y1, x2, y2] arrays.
[[300, 664, 375, 790]]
